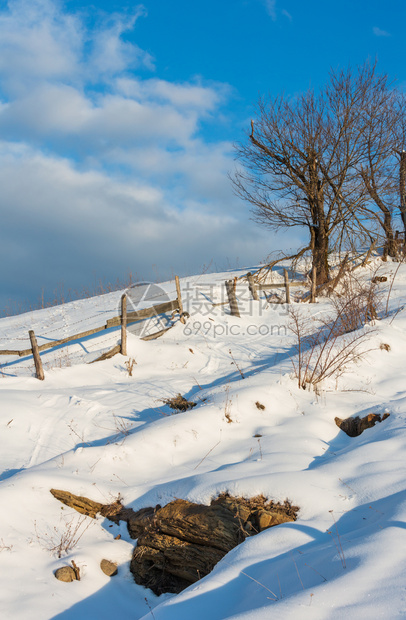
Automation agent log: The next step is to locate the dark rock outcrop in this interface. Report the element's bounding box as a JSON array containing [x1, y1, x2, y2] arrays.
[[50, 489, 298, 595], [129, 495, 298, 595]]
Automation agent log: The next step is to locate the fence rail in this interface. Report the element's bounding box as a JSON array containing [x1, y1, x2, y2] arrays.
[[105, 300, 178, 329], [0, 278, 186, 379]]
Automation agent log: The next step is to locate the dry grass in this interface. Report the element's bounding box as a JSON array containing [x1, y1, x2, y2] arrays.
[[162, 393, 197, 412], [125, 358, 137, 376], [229, 349, 245, 379], [112, 413, 135, 440], [34, 515, 93, 558], [224, 386, 233, 423], [0, 538, 13, 552]]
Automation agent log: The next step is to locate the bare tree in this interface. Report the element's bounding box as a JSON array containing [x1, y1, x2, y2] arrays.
[[231, 62, 401, 282], [356, 83, 405, 259], [394, 94, 406, 243]]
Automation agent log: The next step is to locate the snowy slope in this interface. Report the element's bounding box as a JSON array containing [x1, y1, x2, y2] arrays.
[[0, 262, 406, 620]]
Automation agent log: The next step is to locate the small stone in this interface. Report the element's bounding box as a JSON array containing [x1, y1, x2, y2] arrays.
[[100, 559, 118, 577], [55, 566, 77, 582]]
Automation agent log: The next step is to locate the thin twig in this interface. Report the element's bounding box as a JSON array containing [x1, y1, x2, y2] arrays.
[[304, 562, 327, 582], [385, 261, 402, 315], [229, 349, 245, 379], [194, 439, 221, 470], [290, 551, 305, 590]]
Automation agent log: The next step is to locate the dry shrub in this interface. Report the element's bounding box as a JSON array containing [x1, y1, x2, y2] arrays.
[[162, 393, 197, 412], [125, 358, 136, 376], [35, 515, 93, 558], [331, 272, 382, 334], [289, 279, 379, 390]]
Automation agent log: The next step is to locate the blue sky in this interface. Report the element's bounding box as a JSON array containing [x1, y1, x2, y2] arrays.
[[0, 0, 405, 311]]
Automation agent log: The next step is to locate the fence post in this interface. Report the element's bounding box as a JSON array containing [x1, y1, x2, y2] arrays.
[[29, 330, 44, 380], [225, 279, 240, 317], [175, 276, 186, 324], [311, 266, 317, 303], [283, 269, 290, 304], [121, 294, 127, 356], [247, 272, 259, 301]]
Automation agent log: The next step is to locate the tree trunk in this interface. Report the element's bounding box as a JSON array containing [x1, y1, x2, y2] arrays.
[[399, 151, 406, 239], [382, 211, 397, 260], [309, 161, 329, 285], [312, 225, 329, 285]]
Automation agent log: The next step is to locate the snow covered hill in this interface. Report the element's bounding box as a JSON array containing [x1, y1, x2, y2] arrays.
[[0, 261, 406, 620]]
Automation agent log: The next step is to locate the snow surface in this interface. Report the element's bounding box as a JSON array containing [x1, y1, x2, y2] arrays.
[[0, 261, 406, 619]]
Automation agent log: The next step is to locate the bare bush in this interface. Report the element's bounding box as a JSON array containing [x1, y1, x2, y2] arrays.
[[34, 515, 93, 558], [289, 284, 379, 390], [330, 272, 383, 334]]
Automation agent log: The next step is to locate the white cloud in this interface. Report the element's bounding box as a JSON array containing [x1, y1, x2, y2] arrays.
[[0, 0, 284, 308], [0, 0, 82, 95], [87, 7, 155, 76], [264, 0, 277, 20], [0, 84, 203, 149], [373, 26, 391, 37], [115, 77, 227, 111], [0, 144, 278, 308], [0, 0, 152, 96]]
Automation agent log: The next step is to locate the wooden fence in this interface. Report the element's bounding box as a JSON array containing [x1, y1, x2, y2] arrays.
[[0, 250, 381, 379], [226, 269, 307, 317], [0, 276, 186, 380]]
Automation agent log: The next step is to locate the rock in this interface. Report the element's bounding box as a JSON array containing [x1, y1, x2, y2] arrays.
[[211, 495, 252, 524], [153, 499, 245, 552], [212, 493, 298, 533], [256, 508, 294, 531], [100, 559, 118, 577], [129, 496, 299, 595], [129, 499, 246, 595], [131, 546, 190, 595], [335, 413, 390, 437], [50, 489, 103, 518], [127, 506, 157, 539], [55, 566, 78, 582], [131, 533, 225, 593], [99, 499, 125, 521]]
